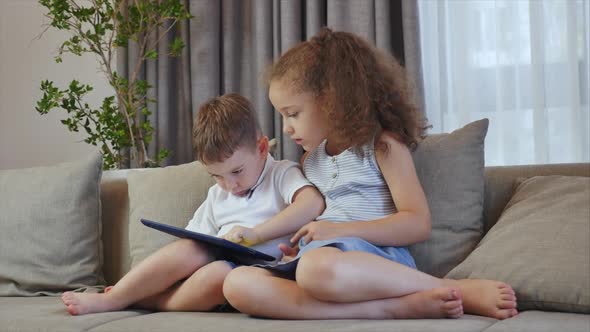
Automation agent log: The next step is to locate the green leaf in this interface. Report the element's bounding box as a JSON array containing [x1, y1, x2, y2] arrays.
[[169, 36, 185, 57], [145, 49, 158, 60], [37, 0, 194, 169]]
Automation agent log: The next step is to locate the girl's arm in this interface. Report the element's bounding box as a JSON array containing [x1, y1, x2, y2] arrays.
[[253, 185, 325, 243], [290, 132, 431, 247], [343, 132, 432, 246], [224, 185, 325, 245]]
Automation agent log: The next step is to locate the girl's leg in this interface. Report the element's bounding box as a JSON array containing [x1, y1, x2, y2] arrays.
[[295, 247, 517, 319], [295, 247, 441, 301], [223, 266, 463, 319], [62, 239, 213, 315], [134, 261, 233, 311]]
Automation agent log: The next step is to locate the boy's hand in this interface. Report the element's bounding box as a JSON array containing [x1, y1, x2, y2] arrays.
[[290, 221, 343, 245], [223, 226, 261, 247]]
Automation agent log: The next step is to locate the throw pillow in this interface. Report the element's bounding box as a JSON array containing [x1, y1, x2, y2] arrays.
[[0, 152, 105, 296], [446, 175, 590, 313], [409, 118, 488, 277], [128, 162, 215, 267]]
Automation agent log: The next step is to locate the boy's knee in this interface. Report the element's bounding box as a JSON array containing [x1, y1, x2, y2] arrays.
[[204, 261, 234, 284], [174, 239, 215, 266]]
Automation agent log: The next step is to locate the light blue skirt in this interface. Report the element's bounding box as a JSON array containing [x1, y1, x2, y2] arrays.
[[256, 236, 416, 279]]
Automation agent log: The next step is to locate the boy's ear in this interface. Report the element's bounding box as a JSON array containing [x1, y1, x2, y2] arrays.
[[257, 136, 270, 156]]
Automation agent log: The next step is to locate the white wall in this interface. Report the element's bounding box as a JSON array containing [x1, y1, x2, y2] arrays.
[[0, 0, 113, 170]]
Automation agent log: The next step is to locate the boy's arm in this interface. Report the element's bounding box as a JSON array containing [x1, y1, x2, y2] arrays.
[[185, 189, 218, 236], [252, 185, 325, 244]]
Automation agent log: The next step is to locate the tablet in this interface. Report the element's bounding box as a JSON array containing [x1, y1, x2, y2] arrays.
[[140, 219, 276, 263]]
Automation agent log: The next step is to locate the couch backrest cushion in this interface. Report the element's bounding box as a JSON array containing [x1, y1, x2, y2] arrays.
[[127, 162, 215, 269], [447, 175, 590, 313], [409, 119, 488, 278], [0, 153, 105, 295], [483, 163, 590, 232]]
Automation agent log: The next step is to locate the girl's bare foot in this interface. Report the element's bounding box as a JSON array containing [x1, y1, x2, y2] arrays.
[[61, 291, 126, 315], [445, 279, 518, 319], [388, 287, 463, 319]]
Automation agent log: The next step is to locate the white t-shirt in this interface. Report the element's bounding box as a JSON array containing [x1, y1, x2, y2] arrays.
[[185, 154, 312, 258]]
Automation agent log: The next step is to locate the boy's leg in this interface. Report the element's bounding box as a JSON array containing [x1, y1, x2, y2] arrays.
[[223, 266, 463, 319], [62, 239, 214, 315], [294, 247, 517, 319], [134, 260, 233, 311]]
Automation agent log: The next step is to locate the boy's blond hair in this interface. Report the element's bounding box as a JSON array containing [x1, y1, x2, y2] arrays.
[[192, 93, 261, 164]]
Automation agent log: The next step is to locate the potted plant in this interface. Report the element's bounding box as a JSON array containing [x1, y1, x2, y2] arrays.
[[35, 0, 192, 169]]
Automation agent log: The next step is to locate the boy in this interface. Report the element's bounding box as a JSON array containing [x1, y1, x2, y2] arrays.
[[61, 93, 325, 315]]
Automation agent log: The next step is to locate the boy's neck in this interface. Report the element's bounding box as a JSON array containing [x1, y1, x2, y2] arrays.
[[246, 153, 270, 197]]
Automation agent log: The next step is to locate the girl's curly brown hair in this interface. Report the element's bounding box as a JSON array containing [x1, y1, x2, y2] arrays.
[[267, 27, 429, 152]]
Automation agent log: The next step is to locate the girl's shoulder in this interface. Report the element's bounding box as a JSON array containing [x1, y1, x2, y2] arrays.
[[373, 130, 415, 173], [375, 130, 410, 155]]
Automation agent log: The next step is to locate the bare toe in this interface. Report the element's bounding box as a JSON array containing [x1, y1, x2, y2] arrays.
[[453, 279, 518, 320], [60, 292, 124, 316], [66, 304, 79, 315]]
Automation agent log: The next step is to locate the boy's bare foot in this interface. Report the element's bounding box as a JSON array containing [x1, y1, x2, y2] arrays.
[[445, 279, 518, 319], [388, 287, 463, 319], [61, 291, 125, 316]]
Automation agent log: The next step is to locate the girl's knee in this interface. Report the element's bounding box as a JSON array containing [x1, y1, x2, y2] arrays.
[[223, 267, 257, 294], [223, 266, 264, 310], [296, 248, 341, 291]]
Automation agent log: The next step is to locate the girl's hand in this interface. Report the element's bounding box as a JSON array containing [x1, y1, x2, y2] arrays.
[[278, 243, 299, 263], [290, 221, 344, 245], [223, 226, 261, 247]]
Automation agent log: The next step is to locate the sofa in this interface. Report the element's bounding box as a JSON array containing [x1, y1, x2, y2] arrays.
[[1, 119, 589, 332]]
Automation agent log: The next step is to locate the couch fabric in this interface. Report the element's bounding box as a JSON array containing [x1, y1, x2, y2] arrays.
[[127, 162, 214, 268], [447, 175, 590, 313], [1, 123, 589, 331], [0, 153, 105, 296], [410, 118, 488, 278]]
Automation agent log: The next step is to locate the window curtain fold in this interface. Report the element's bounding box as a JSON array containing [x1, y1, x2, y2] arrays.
[[418, 0, 589, 166], [117, 0, 413, 165]]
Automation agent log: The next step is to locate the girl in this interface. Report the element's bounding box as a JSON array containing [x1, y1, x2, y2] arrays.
[[222, 28, 518, 320]]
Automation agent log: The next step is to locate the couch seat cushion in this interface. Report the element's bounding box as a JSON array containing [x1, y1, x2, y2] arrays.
[[482, 311, 590, 332], [0, 297, 144, 332], [88, 312, 496, 332]]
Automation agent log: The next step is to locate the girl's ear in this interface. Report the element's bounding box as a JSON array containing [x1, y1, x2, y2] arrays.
[[257, 136, 270, 157]]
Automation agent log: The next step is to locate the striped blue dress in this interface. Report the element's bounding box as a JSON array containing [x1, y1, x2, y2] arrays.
[[262, 139, 416, 277]]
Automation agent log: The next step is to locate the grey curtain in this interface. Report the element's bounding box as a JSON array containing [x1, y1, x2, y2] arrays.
[[118, 0, 423, 166]]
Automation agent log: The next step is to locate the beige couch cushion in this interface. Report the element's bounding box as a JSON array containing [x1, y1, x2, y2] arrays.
[[0, 153, 105, 295], [88, 311, 497, 332], [410, 119, 488, 277], [127, 162, 215, 267], [0, 297, 144, 332], [446, 175, 590, 313]]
